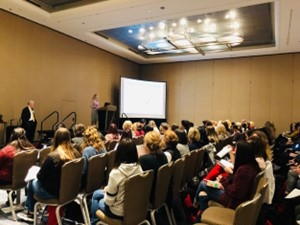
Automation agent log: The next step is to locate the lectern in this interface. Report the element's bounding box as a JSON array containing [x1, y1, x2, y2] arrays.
[[97, 105, 117, 131]]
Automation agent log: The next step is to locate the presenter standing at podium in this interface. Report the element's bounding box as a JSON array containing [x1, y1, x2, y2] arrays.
[[21, 100, 37, 143], [91, 94, 99, 125]]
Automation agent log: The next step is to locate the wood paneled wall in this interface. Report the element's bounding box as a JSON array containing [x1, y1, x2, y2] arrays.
[[0, 10, 139, 134], [141, 54, 299, 134]]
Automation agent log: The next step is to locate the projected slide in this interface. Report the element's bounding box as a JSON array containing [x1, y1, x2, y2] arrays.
[[120, 77, 166, 118]]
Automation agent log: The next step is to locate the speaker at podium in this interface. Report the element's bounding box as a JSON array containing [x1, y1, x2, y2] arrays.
[[97, 104, 117, 131]]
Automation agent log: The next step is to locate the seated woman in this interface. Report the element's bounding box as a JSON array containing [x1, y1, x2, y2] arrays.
[[163, 130, 181, 162], [175, 128, 189, 156], [139, 131, 168, 201], [71, 123, 86, 151], [90, 138, 143, 225], [105, 123, 121, 143], [194, 140, 260, 219], [0, 127, 35, 205], [120, 120, 134, 140], [18, 127, 81, 222], [188, 127, 204, 151], [0, 127, 35, 185], [81, 126, 107, 188]]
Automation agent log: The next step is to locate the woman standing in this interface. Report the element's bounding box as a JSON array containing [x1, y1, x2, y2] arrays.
[[91, 94, 99, 125]]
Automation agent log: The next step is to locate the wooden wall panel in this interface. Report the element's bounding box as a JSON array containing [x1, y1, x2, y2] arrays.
[[212, 60, 233, 120], [178, 62, 198, 122], [231, 58, 251, 121], [249, 57, 272, 128], [194, 61, 214, 125], [292, 55, 300, 124], [270, 55, 293, 133]]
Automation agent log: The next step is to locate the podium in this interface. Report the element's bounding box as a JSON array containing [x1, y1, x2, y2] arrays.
[[97, 105, 117, 131]]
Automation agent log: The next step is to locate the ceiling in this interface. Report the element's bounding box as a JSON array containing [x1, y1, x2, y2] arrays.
[[1, 0, 300, 64]]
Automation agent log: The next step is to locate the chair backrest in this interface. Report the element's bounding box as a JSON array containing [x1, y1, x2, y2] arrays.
[[59, 158, 84, 203], [85, 154, 107, 193], [250, 169, 265, 198], [38, 147, 51, 165], [124, 170, 154, 225], [152, 162, 173, 208], [252, 178, 269, 225], [172, 157, 185, 197], [12, 149, 38, 189], [106, 150, 116, 180], [233, 193, 261, 225], [107, 141, 118, 151], [132, 136, 144, 145], [182, 151, 198, 185], [194, 149, 205, 176]]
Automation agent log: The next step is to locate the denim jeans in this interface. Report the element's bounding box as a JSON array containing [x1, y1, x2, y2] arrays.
[[26, 179, 56, 212], [90, 189, 123, 225], [195, 180, 225, 211]]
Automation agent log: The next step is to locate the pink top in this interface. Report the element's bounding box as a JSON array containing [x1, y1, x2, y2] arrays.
[[91, 99, 99, 109]]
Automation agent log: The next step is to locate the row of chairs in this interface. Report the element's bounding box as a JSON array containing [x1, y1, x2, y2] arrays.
[[0, 145, 205, 224], [97, 148, 206, 225]]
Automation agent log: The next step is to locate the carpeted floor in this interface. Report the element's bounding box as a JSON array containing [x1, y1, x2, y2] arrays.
[[0, 189, 30, 225]]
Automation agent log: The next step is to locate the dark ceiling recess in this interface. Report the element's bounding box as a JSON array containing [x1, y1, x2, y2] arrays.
[[26, 0, 107, 12], [95, 2, 275, 58]]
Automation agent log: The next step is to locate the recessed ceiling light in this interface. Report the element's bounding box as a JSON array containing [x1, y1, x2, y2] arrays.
[[159, 22, 166, 29], [139, 28, 146, 34], [179, 18, 187, 26]]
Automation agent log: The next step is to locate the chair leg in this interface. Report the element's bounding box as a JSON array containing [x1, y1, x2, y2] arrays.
[[138, 219, 151, 225], [80, 196, 89, 225], [164, 203, 173, 225], [170, 208, 177, 225], [150, 209, 157, 225], [33, 202, 40, 225], [56, 205, 63, 225], [8, 190, 17, 221]]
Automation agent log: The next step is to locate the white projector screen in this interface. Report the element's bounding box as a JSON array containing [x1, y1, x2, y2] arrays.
[[120, 77, 167, 119]]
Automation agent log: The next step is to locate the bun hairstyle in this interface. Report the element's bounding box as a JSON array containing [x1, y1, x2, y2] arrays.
[[144, 131, 164, 154]]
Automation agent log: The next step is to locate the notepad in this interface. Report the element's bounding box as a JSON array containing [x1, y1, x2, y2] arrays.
[[216, 145, 232, 158], [219, 159, 234, 169], [25, 165, 40, 182], [285, 188, 300, 199]]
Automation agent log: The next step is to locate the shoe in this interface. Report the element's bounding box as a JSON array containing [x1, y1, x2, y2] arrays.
[[17, 211, 34, 223]]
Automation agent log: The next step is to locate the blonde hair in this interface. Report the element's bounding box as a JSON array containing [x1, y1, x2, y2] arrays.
[[164, 130, 178, 148], [51, 128, 81, 161], [81, 126, 105, 152], [144, 131, 164, 153], [122, 120, 132, 131], [188, 127, 200, 143]]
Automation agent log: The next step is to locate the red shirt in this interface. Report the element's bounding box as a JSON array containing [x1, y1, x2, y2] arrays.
[[0, 145, 16, 183]]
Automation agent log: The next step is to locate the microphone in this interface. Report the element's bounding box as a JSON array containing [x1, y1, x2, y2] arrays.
[[122, 113, 128, 118]]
